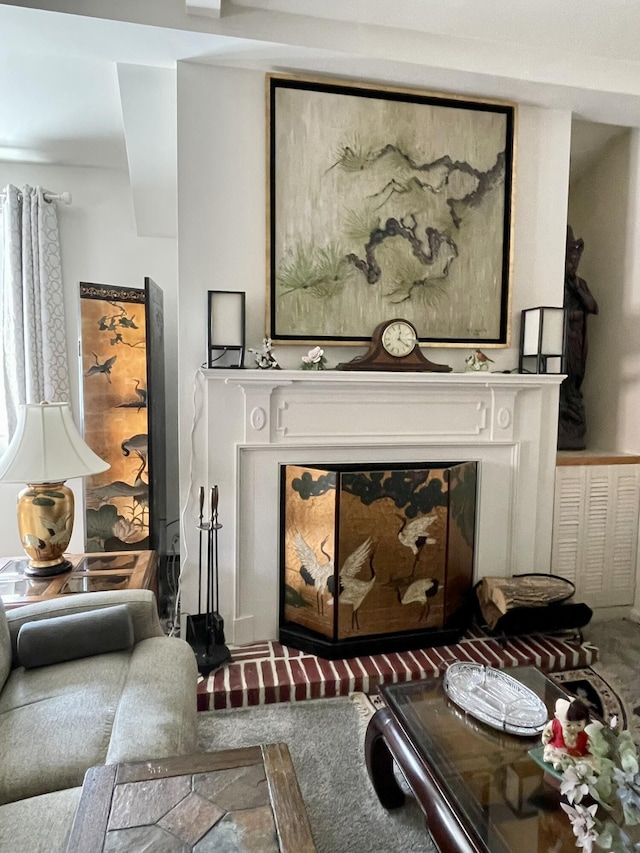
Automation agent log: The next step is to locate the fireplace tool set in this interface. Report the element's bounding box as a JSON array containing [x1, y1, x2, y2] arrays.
[[186, 484, 232, 675]]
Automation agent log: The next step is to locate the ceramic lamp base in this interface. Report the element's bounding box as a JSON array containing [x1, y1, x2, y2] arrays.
[[23, 559, 73, 578], [17, 481, 75, 576]]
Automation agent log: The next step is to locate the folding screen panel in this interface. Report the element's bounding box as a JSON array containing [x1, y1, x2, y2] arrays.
[[79, 281, 165, 554], [280, 460, 477, 657]]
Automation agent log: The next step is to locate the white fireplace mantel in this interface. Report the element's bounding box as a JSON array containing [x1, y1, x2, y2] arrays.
[[183, 369, 563, 644]]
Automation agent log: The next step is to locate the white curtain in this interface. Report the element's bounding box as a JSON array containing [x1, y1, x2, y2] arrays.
[[1, 184, 70, 436]]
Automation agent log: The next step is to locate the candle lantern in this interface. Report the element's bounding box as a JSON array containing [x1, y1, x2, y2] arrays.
[[207, 290, 246, 368], [519, 306, 567, 374]]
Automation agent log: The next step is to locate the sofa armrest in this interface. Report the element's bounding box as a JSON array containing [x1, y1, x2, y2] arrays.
[[6, 589, 164, 666]]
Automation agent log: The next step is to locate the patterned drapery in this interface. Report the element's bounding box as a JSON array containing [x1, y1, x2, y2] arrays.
[[1, 185, 70, 436]]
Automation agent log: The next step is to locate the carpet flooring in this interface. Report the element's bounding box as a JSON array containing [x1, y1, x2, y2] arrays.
[[197, 695, 435, 853]]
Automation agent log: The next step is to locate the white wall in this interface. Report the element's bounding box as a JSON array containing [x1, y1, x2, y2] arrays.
[[0, 162, 178, 555], [569, 129, 640, 453], [176, 61, 572, 613]]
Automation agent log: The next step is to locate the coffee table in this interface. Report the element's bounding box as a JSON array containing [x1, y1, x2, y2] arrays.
[[67, 745, 316, 852], [365, 666, 578, 853]]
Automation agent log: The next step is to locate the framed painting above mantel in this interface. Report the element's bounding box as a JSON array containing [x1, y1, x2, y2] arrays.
[[267, 74, 516, 347]]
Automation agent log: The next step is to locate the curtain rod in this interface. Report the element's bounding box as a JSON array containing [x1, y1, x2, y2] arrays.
[[0, 189, 72, 205]]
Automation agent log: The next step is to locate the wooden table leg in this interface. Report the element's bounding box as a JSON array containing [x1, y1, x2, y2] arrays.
[[365, 707, 406, 809], [364, 707, 482, 853]]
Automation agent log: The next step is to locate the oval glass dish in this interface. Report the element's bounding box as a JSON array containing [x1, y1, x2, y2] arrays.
[[443, 662, 548, 736]]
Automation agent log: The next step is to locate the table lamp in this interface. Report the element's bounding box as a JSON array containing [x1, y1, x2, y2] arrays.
[[207, 290, 246, 368], [0, 402, 109, 577], [518, 306, 567, 374]]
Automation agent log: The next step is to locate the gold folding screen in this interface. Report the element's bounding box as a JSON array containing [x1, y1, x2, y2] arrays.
[[79, 283, 150, 551]]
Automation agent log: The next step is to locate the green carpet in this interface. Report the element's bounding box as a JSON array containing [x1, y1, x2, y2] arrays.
[[197, 695, 435, 853]]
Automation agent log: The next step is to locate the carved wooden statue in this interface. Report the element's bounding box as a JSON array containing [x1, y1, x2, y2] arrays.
[[558, 226, 599, 450]]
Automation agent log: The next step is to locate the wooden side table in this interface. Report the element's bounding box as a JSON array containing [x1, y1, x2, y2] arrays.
[[0, 550, 158, 610], [67, 746, 316, 853]]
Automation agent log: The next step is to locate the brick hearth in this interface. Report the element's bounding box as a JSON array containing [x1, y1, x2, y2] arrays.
[[197, 629, 597, 711]]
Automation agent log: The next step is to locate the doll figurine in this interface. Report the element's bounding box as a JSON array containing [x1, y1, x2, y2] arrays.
[[542, 697, 591, 770]]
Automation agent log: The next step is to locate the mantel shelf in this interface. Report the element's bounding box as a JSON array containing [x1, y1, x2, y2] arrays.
[[202, 368, 565, 389]]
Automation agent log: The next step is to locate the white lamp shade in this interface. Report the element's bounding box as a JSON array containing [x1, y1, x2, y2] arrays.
[[522, 307, 566, 355], [209, 291, 244, 347], [0, 402, 110, 483], [522, 308, 542, 356], [541, 308, 565, 352]]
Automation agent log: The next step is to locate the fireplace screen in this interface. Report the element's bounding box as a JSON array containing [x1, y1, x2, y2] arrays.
[[279, 461, 477, 657]]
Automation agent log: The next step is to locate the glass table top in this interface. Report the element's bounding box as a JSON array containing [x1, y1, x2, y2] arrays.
[[0, 574, 50, 598], [0, 552, 140, 600], [75, 554, 138, 573], [61, 574, 131, 594], [381, 667, 578, 853]]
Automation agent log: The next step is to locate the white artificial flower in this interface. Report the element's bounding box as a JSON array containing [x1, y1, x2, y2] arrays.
[[560, 761, 599, 804], [302, 346, 324, 364], [561, 802, 599, 853]]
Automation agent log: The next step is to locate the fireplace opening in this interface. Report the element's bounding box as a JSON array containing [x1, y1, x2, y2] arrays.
[[279, 460, 478, 659]]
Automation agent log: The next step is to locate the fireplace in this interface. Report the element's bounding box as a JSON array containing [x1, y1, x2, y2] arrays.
[[190, 370, 563, 646], [280, 460, 477, 658]]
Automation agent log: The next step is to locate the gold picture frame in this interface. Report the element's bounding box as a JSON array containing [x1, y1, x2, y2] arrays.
[[267, 74, 516, 347]]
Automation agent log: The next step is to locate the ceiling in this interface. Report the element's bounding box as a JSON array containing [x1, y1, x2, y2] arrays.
[[0, 3, 254, 168], [232, 0, 640, 65], [0, 1, 635, 187]]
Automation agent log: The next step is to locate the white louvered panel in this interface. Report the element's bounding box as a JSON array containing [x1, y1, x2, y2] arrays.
[[582, 469, 610, 597], [551, 468, 584, 588], [607, 469, 640, 603], [552, 464, 640, 610]]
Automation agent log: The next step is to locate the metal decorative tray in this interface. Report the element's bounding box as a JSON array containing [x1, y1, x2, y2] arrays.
[[443, 663, 548, 736]]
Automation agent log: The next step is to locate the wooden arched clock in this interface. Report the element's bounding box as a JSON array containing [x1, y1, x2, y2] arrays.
[[337, 319, 452, 372]]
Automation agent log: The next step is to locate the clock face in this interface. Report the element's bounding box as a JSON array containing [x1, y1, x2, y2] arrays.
[[381, 321, 417, 357]]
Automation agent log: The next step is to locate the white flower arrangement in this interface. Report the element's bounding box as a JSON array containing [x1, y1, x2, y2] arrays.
[[300, 346, 327, 370], [249, 338, 280, 370], [560, 715, 640, 852]]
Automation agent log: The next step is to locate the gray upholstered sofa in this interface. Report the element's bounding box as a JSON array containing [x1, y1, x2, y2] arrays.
[[0, 589, 198, 852]]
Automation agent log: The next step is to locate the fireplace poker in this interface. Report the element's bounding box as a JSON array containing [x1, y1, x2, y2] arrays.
[[197, 486, 205, 615], [206, 486, 215, 649], [213, 485, 220, 615], [211, 485, 227, 647]]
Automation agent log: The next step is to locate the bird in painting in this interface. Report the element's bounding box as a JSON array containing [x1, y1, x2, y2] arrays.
[[85, 352, 117, 383], [397, 514, 437, 575], [294, 532, 334, 615], [121, 433, 148, 471], [133, 379, 147, 409], [387, 577, 440, 623], [328, 537, 374, 631]]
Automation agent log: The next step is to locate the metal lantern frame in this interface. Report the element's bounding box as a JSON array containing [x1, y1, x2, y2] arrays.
[[207, 290, 246, 369], [518, 306, 567, 375]]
